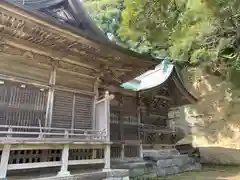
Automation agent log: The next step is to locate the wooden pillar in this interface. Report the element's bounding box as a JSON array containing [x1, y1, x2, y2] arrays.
[[92, 78, 100, 130], [139, 144, 143, 158], [103, 91, 112, 171], [0, 145, 11, 179], [57, 144, 70, 177], [104, 144, 111, 170], [121, 144, 125, 159], [137, 93, 143, 158], [119, 95, 125, 159], [71, 94, 76, 134], [45, 68, 56, 128], [92, 149, 97, 159]]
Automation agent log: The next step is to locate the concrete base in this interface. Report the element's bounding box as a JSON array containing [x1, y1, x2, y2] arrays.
[[102, 168, 112, 172], [57, 171, 70, 177], [32, 169, 129, 180], [36, 171, 106, 180]]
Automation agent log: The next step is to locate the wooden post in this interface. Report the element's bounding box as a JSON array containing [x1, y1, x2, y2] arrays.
[[57, 144, 70, 177], [139, 144, 143, 158], [71, 94, 76, 134], [45, 68, 56, 128], [0, 145, 11, 179], [92, 149, 97, 159], [119, 95, 125, 159], [137, 93, 143, 158], [92, 78, 100, 130], [121, 144, 125, 159], [104, 144, 111, 170], [103, 91, 113, 171]]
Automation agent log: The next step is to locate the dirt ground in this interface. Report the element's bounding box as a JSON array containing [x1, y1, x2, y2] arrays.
[[157, 165, 240, 180]]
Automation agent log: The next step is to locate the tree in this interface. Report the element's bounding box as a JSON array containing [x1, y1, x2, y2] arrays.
[[119, 0, 240, 86], [84, 0, 240, 87], [84, 0, 123, 41]]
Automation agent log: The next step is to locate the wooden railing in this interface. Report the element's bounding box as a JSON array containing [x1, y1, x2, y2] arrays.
[[143, 144, 176, 150], [140, 123, 175, 133], [0, 125, 107, 144]]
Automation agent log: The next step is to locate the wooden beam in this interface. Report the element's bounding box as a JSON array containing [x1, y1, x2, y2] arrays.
[[7, 159, 105, 170], [0, 73, 49, 88], [155, 95, 172, 101], [57, 68, 96, 79], [0, 3, 156, 76], [105, 85, 137, 97], [5, 39, 98, 70], [54, 85, 95, 96], [149, 113, 167, 119]]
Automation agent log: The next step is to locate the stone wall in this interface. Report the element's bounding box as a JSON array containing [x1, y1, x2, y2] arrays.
[[173, 66, 240, 164], [111, 149, 201, 178]]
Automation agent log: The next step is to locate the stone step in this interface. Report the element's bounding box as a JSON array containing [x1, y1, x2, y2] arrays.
[[143, 149, 179, 155], [111, 148, 202, 178], [143, 149, 181, 161], [156, 162, 202, 176], [111, 158, 143, 164], [156, 155, 194, 168], [112, 161, 147, 169]]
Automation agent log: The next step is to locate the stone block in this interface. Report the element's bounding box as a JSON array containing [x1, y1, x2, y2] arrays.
[[182, 162, 202, 172], [104, 177, 129, 180], [156, 155, 192, 168], [106, 169, 129, 178], [143, 149, 180, 161], [111, 149, 202, 178], [156, 166, 180, 176], [129, 167, 152, 177]]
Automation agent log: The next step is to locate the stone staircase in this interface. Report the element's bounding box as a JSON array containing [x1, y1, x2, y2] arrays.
[[111, 148, 201, 178]]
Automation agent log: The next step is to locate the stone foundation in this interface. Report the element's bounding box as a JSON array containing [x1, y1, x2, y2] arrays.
[[111, 149, 201, 178], [8, 169, 129, 180]]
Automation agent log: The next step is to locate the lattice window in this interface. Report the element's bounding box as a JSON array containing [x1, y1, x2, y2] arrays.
[[69, 148, 104, 160], [74, 94, 93, 129], [0, 81, 47, 136], [8, 149, 62, 164], [52, 91, 73, 129], [124, 145, 139, 158], [110, 123, 121, 141], [123, 125, 139, 141], [110, 109, 120, 124], [111, 145, 121, 159], [52, 90, 93, 130]]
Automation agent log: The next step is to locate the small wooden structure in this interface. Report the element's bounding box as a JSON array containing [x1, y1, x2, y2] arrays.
[[108, 65, 197, 160], [0, 0, 196, 178]]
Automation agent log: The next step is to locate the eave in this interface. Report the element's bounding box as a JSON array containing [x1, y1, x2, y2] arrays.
[[0, 1, 157, 86], [121, 60, 198, 106]]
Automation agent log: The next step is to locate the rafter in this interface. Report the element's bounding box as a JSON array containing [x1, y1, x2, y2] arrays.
[[154, 95, 172, 101]]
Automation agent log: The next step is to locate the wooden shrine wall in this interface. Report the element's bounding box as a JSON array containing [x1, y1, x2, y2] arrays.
[[52, 90, 93, 130], [0, 55, 95, 133], [0, 81, 47, 128], [110, 94, 139, 142], [139, 84, 176, 145], [109, 92, 140, 159]]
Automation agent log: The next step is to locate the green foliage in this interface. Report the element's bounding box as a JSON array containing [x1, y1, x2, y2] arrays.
[[84, 0, 123, 40], [84, 0, 240, 87]]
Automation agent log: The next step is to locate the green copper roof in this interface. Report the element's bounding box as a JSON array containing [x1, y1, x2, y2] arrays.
[[121, 60, 174, 91]]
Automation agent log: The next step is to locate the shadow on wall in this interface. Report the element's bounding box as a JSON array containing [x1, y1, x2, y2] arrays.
[[176, 66, 240, 164]]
